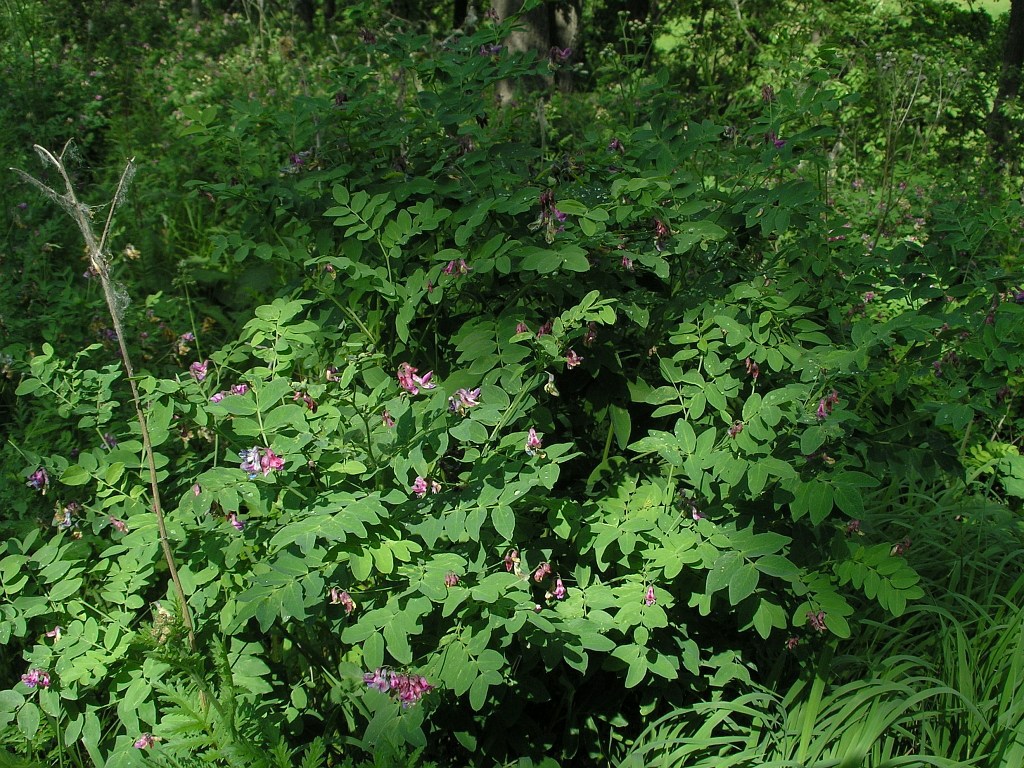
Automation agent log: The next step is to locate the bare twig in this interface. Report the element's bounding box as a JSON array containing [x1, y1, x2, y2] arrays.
[[12, 145, 197, 652]]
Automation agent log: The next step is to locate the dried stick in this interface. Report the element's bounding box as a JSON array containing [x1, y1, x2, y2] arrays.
[[12, 143, 197, 652]]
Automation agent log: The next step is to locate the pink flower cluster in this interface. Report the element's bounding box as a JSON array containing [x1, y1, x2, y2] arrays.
[[209, 383, 249, 403], [189, 360, 209, 382], [239, 447, 284, 478], [448, 387, 481, 415], [806, 610, 827, 632], [21, 668, 51, 689], [411, 476, 442, 498], [26, 467, 49, 493], [329, 588, 356, 614], [363, 667, 434, 707], [525, 428, 543, 456], [397, 362, 436, 395], [816, 390, 840, 421]]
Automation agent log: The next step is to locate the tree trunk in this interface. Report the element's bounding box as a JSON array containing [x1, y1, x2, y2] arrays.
[[989, 0, 1024, 156], [493, 0, 579, 104]]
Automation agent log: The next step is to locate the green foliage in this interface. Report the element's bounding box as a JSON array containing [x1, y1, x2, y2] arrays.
[[1, 0, 1023, 766]]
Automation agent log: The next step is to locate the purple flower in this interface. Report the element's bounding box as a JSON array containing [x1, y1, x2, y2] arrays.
[[363, 668, 433, 707], [363, 667, 392, 693], [444, 571, 460, 587], [785, 636, 799, 651], [293, 390, 318, 412], [45, 626, 62, 641], [443, 258, 470, 276], [412, 476, 429, 498], [644, 585, 656, 606], [525, 428, 543, 456], [565, 348, 583, 369], [228, 513, 245, 531], [330, 588, 356, 614], [133, 733, 156, 749], [504, 548, 520, 573], [728, 421, 744, 437], [535, 321, 552, 338], [479, 43, 503, 56], [109, 516, 128, 533], [448, 387, 482, 415], [397, 362, 436, 395], [583, 323, 598, 346], [549, 46, 572, 64], [382, 409, 396, 428], [515, 321, 530, 335], [229, 383, 249, 396], [209, 392, 226, 403], [761, 84, 776, 103], [103, 432, 118, 449], [806, 610, 827, 632], [192, 483, 202, 496], [179, 332, 195, 342], [552, 576, 566, 600], [21, 668, 51, 689], [608, 137, 624, 153], [27, 467, 49, 493], [260, 448, 284, 475], [189, 360, 209, 382], [533, 562, 551, 583], [621, 254, 634, 271], [745, 357, 760, 380], [845, 519, 862, 536], [17, 202, 28, 210], [239, 447, 261, 478]]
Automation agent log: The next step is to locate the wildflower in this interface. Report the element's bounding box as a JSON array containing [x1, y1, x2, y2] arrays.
[[359, 28, 376, 44], [444, 572, 460, 588], [533, 562, 552, 582], [239, 448, 261, 477], [133, 733, 157, 749], [27, 467, 49, 493], [549, 46, 572, 64], [515, 321, 530, 335], [785, 636, 799, 651], [744, 357, 760, 380], [109, 516, 128, 533], [583, 323, 597, 346], [209, 392, 225, 403], [363, 667, 392, 693], [761, 84, 776, 103], [863, 291, 876, 302], [189, 360, 209, 382], [644, 585, 657, 606], [397, 362, 436, 396], [330, 588, 356, 614], [45, 626, 62, 641], [412, 476, 429, 498], [845, 519, 862, 536], [621, 254, 634, 271], [565, 348, 583, 369], [448, 387, 482, 415], [103, 432, 118, 449], [179, 332, 195, 343], [382, 410, 396, 428], [807, 610, 827, 632], [228, 513, 245, 531], [552, 576, 566, 600], [478, 43, 503, 56], [544, 372, 560, 397], [229, 383, 249, 396], [443, 259, 470, 276], [607, 137, 624, 153], [363, 668, 433, 707], [192, 483, 202, 496], [430, 479, 442, 494], [691, 504, 703, 521], [325, 365, 340, 382], [525, 428, 543, 456], [816, 390, 840, 420], [654, 219, 670, 252], [17, 202, 28, 210], [21, 669, 51, 689], [293, 391, 318, 413], [728, 421, 744, 438], [766, 131, 786, 148], [504, 548, 520, 573], [260, 448, 284, 476], [535, 320, 552, 337], [890, 537, 912, 557]]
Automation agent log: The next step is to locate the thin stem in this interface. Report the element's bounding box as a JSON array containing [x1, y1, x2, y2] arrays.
[[12, 147, 197, 653]]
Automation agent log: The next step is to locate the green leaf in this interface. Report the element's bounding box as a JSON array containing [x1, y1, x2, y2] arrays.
[[17, 702, 39, 740], [728, 564, 759, 605], [363, 632, 384, 670], [492, 505, 515, 540]]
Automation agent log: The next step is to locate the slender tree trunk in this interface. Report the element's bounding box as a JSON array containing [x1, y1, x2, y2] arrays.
[[493, 0, 579, 104], [989, 0, 1024, 155]]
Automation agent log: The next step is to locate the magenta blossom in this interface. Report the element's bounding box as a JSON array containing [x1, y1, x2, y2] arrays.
[[533, 562, 552, 582], [444, 571, 460, 587], [411, 476, 429, 498], [644, 584, 657, 606], [133, 733, 157, 749], [382, 409, 396, 428], [504, 548, 520, 573], [448, 387, 482, 415], [26, 467, 49, 493], [228, 513, 245, 531], [608, 137, 624, 153], [515, 321, 530, 335], [397, 362, 436, 395], [45, 626, 62, 641], [364, 667, 433, 707], [330, 588, 356, 614], [525, 428, 543, 456], [109, 516, 128, 533], [807, 610, 827, 632], [189, 360, 209, 382], [728, 421, 744, 437], [621, 254, 634, 271], [565, 348, 583, 369], [552, 576, 566, 600], [443, 259, 470, 277], [21, 668, 51, 689], [192, 483, 202, 496], [583, 323, 598, 346]]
